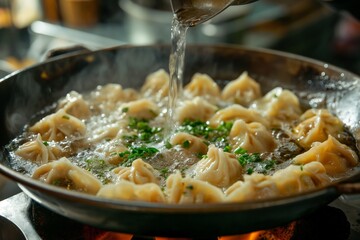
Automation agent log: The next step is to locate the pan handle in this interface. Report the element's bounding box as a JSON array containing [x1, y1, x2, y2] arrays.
[[334, 182, 360, 194]]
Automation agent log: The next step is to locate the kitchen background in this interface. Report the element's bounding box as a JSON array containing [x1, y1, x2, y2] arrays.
[[0, 0, 359, 199]]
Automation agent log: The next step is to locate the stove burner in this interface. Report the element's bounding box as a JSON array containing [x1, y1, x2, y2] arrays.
[[0, 193, 360, 240]]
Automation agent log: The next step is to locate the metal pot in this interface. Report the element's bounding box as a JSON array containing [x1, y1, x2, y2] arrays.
[[0, 44, 359, 237]]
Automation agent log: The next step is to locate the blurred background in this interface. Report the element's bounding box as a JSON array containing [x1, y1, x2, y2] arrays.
[[0, 0, 359, 199], [0, 0, 359, 77]]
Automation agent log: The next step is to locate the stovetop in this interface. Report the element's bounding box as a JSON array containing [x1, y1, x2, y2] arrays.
[[0, 192, 360, 240]]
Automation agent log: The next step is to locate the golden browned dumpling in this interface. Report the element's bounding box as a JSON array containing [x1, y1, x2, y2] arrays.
[[292, 109, 344, 149], [293, 135, 358, 177]]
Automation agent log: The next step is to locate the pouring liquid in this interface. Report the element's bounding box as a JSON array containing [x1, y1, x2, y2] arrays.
[[165, 17, 189, 137]]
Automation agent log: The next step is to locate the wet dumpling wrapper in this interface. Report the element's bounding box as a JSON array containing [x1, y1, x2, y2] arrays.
[[209, 104, 269, 128], [141, 69, 169, 99], [166, 172, 225, 204], [190, 145, 243, 188], [250, 87, 302, 127], [57, 91, 91, 119], [15, 134, 64, 164], [175, 97, 218, 123], [185, 73, 221, 98], [229, 119, 277, 153], [121, 99, 160, 120], [112, 159, 160, 185], [170, 132, 208, 155], [30, 109, 86, 141], [32, 157, 102, 195], [221, 71, 261, 107]]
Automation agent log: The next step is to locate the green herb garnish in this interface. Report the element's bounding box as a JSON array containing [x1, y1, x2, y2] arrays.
[[182, 140, 190, 148], [119, 146, 159, 167]]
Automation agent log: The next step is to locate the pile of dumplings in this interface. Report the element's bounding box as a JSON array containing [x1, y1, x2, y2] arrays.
[[12, 69, 359, 204]]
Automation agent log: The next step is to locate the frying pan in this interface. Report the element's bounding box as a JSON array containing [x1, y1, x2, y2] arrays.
[[0, 44, 360, 237]]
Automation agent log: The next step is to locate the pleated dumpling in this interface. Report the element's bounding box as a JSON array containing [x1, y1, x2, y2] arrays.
[[96, 181, 165, 203], [112, 159, 160, 184], [221, 71, 261, 107], [209, 104, 269, 128], [93, 140, 128, 165], [170, 132, 208, 155], [175, 97, 218, 123], [250, 87, 302, 126], [121, 99, 160, 120], [30, 109, 86, 141], [185, 73, 221, 98], [292, 109, 344, 149], [57, 91, 91, 119], [15, 134, 63, 164], [225, 173, 279, 202], [166, 172, 224, 204], [292, 135, 359, 177], [272, 162, 331, 196], [229, 119, 276, 153], [190, 145, 243, 188], [32, 157, 102, 195], [86, 116, 127, 143], [90, 83, 138, 113], [140, 69, 169, 99]]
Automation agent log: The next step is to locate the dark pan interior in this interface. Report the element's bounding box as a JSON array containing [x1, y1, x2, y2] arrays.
[[0, 44, 359, 236]]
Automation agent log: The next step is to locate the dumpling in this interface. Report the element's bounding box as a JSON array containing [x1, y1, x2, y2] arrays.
[[166, 172, 224, 204], [225, 173, 279, 202], [292, 135, 359, 177], [229, 119, 277, 153], [30, 109, 86, 141], [170, 132, 208, 155], [112, 159, 160, 184], [57, 91, 91, 119], [140, 69, 169, 99], [32, 157, 102, 195], [93, 140, 128, 165], [175, 97, 218, 123], [90, 84, 138, 113], [190, 145, 243, 188], [272, 162, 331, 196], [121, 99, 160, 120], [226, 162, 330, 202], [185, 73, 221, 98], [15, 134, 63, 164], [292, 109, 344, 149], [250, 87, 302, 126], [86, 116, 127, 143], [96, 181, 165, 203], [221, 71, 261, 107], [209, 104, 269, 128]]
